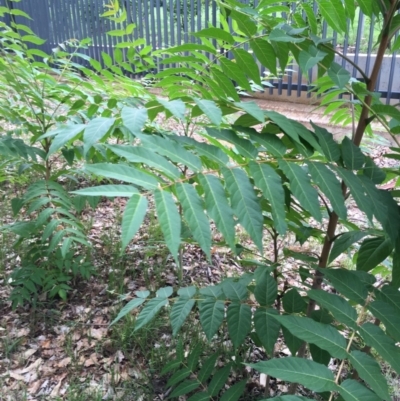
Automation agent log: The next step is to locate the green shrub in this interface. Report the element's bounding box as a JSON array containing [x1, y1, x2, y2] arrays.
[[2, 0, 400, 399], [0, 4, 150, 306]]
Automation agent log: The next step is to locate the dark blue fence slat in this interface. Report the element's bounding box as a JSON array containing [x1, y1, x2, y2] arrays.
[[168, 0, 175, 46], [176, 0, 182, 45], [91, 0, 102, 64], [352, 12, 363, 77], [162, 0, 168, 48], [155, 0, 162, 50]]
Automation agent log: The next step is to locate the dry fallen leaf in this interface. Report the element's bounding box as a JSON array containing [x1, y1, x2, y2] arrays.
[[28, 379, 42, 394], [49, 373, 67, 397], [88, 328, 107, 340], [115, 350, 124, 363], [22, 348, 37, 359], [15, 328, 30, 337], [72, 331, 81, 341], [9, 371, 26, 381], [84, 353, 98, 367], [15, 358, 43, 374], [56, 357, 71, 368], [40, 339, 52, 349]]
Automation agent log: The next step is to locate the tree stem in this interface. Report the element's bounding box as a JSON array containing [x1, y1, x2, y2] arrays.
[[288, 7, 394, 394]]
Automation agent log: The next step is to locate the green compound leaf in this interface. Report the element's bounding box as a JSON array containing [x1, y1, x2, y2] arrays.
[[227, 303, 252, 349], [358, 178, 390, 235], [177, 286, 197, 298], [121, 106, 148, 135], [307, 161, 347, 220], [208, 364, 231, 396], [48, 124, 86, 156], [198, 298, 225, 341], [135, 297, 169, 331], [193, 27, 235, 45], [254, 272, 277, 307], [308, 290, 357, 329], [269, 28, 305, 43], [220, 57, 252, 91], [363, 157, 386, 184], [107, 145, 181, 179], [232, 48, 261, 85], [341, 136, 365, 170], [349, 351, 391, 401], [311, 122, 341, 162], [375, 285, 400, 316], [72, 185, 139, 198], [187, 344, 202, 370], [249, 357, 338, 392], [368, 300, 400, 342], [135, 290, 150, 298], [167, 367, 191, 386], [265, 111, 322, 153], [157, 98, 186, 121], [193, 141, 229, 165], [328, 62, 351, 89], [265, 397, 315, 401], [234, 101, 265, 123], [194, 98, 222, 126], [303, 3, 318, 34], [298, 46, 327, 72], [248, 131, 287, 157], [211, 67, 240, 101], [249, 161, 287, 235], [316, 0, 347, 33], [359, 323, 400, 375], [187, 393, 210, 401], [206, 128, 258, 159], [231, 9, 257, 36], [254, 308, 280, 356], [170, 380, 201, 398], [198, 174, 236, 251], [335, 168, 374, 221], [274, 315, 348, 358], [175, 183, 211, 260], [156, 286, 173, 298], [356, 237, 393, 272], [85, 163, 159, 190], [220, 380, 247, 401], [199, 285, 223, 299], [83, 117, 115, 156], [279, 160, 322, 222], [339, 379, 381, 401], [356, 0, 373, 17], [322, 269, 368, 305], [250, 38, 277, 75], [197, 353, 219, 383], [375, 189, 400, 244], [222, 280, 248, 301], [170, 297, 196, 336], [344, 0, 356, 24], [154, 189, 181, 263], [310, 343, 331, 366], [282, 289, 307, 314], [393, 245, 400, 288], [329, 231, 369, 264], [165, 43, 216, 54], [121, 194, 148, 250], [110, 297, 146, 325], [222, 167, 263, 252], [137, 134, 202, 172]]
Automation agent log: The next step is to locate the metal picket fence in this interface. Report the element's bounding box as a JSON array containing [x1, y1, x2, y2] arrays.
[[1, 0, 399, 101]]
